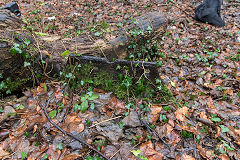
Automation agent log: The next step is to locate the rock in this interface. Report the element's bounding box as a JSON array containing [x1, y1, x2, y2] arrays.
[[1, 105, 16, 121]]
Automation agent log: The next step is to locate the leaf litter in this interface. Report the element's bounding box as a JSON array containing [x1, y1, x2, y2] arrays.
[[0, 0, 240, 159]]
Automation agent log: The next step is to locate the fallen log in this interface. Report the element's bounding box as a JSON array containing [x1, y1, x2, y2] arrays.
[[0, 9, 31, 94], [69, 11, 167, 60], [0, 3, 167, 95]]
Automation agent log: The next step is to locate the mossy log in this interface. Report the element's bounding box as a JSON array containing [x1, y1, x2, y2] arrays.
[[0, 8, 166, 95], [0, 9, 30, 93], [0, 9, 51, 94]]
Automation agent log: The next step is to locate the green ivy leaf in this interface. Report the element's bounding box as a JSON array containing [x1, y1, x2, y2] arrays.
[[81, 95, 88, 102], [16, 105, 25, 110], [170, 81, 175, 87], [8, 112, 16, 116], [35, 32, 49, 36], [220, 125, 229, 133], [237, 92, 240, 98], [87, 94, 98, 100], [222, 142, 234, 151], [21, 152, 27, 160], [25, 38, 31, 46], [131, 149, 141, 156], [61, 50, 70, 57], [6, 89, 11, 94], [57, 143, 63, 150], [43, 84, 47, 92], [81, 100, 89, 113], [49, 110, 57, 118], [210, 117, 221, 122], [94, 32, 100, 36], [74, 104, 81, 111], [90, 103, 95, 110], [43, 154, 48, 159]]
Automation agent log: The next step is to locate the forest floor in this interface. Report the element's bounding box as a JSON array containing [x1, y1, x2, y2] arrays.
[[0, 0, 240, 160]]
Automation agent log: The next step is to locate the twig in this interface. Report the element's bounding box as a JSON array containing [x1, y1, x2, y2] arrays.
[[140, 117, 171, 149], [122, 142, 142, 159], [39, 100, 110, 160], [196, 117, 216, 129], [136, 109, 170, 149], [89, 116, 123, 128], [62, 92, 73, 123], [110, 149, 120, 159]]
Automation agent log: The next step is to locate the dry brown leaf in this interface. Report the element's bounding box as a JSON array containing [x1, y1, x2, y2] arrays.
[[168, 131, 181, 146], [63, 154, 82, 160], [196, 145, 207, 159], [55, 88, 63, 100], [115, 101, 126, 115], [36, 83, 47, 94], [102, 97, 126, 116], [33, 125, 38, 133], [93, 88, 106, 93], [0, 147, 10, 159], [77, 123, 85, 133], [40, 36, 61, 42], [214, 79, 223, 86], [41, 50, 51, 56], [203, 82, 214, 89], [140, 141, 163, 159], [65, 113, 79, 124], [166, 124, 174, 136], [46, 145, 61, 160], [234, 129, 240, 137], [150, 105, 162, 115], [206, 73, 211, 81], [224, 89, 233, 95], [199, 112, 209, 120], [175, 106, 188, 121], [181, 154, 195, 160], [206, 97, 215, 109], [177, 124, 198, 134], [150, 114, 160, 123], [217, 154, 230, 160], [168, 119, 175, 127]]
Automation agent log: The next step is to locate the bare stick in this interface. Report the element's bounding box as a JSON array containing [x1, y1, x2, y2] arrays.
[[89, 116, 123, 128], [39, 100, 111, 160]]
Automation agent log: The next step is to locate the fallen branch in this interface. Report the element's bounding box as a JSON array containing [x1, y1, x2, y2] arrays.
[[39, 99, 111, 160], [136, 110, 171, 149], [89, 116, 123, 128]]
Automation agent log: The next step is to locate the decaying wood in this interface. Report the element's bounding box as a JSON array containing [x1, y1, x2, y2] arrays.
[[0, 8, 167, 94], [0, 9, 27, 82], [70, 55, 159, 83], [0, 9, 46, 93], [0, 9, 22, 30], [73, 11, 167, 60]]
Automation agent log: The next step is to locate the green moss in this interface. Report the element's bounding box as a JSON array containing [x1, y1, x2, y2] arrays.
[[61, 63, 173, 102], [62, 63, 129, 99]]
